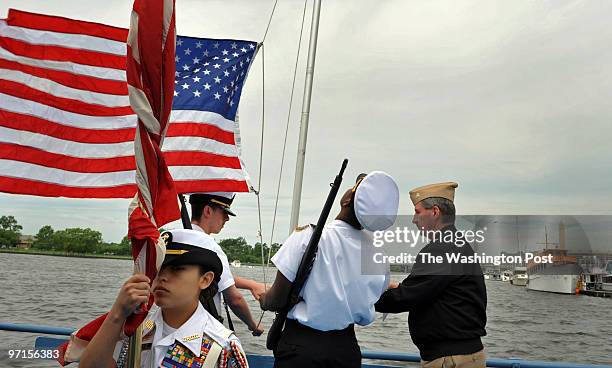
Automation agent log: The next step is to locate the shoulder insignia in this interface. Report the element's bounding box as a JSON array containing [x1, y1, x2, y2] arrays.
[[144, 319, 154, 331], [160, 231, 172, 246], [295, 224, 315, 232]]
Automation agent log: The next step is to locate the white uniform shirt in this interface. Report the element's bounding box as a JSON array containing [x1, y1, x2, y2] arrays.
[[179, 225, 235, 315], [112, 302, 244, 368], [271, 219, 390, 331]]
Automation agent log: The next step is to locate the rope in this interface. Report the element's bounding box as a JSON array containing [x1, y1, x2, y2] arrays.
[[267, 0, 310, 267], [262, 0, 280, 44], [255, 44, 267, 287]]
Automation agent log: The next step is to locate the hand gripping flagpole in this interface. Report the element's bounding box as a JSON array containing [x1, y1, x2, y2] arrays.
[[125, 0, 179, 366]]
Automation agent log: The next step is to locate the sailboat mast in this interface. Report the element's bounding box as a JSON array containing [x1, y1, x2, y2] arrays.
[[289, 0, 322, 232]]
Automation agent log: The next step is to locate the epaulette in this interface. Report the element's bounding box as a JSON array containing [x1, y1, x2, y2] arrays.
[[295, 224, 315, 232], [160, 231, 172, 246]]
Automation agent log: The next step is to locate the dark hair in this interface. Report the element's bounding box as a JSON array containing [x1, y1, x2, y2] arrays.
[[420, 197, 456, 224], [198, 265, 221, 321], [191, 203, 222, 222], [191, 203, 205, 221]]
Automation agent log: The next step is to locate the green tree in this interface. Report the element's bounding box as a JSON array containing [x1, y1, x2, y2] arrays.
[[0, 215, 22, 247], [33, 225, 55, 250], [52, 228, 103, 253]]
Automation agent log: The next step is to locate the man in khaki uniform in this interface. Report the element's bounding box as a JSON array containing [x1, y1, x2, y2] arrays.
[[375, 182, 487, 368]]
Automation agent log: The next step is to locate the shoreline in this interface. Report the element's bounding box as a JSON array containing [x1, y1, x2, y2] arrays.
[[0, 249, 264, 267], [0, 248, 131, 260]]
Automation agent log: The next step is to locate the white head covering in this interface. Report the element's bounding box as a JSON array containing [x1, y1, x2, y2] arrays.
[[354, 171, 400, 231]]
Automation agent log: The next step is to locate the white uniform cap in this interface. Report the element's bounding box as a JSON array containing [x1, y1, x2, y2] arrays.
[[354, 171, 399, 231], [203, 192, 235, 199]]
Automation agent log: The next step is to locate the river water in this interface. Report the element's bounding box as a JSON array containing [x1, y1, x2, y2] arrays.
[[0, 253, 610, 367]]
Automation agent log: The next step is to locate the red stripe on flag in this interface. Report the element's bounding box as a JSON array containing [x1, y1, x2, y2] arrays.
[[0, 36, 127, 70], [0, 58, 128, 95], [0, 175, 136, 198], [175, 179, 249, 193], [0, 110, 135, 144], [0, 79, 133, 117], [7, 9, 128, 43], [166, 123, 235, 145], [164, 151, 242, 168], [0, 143, 136, 172]]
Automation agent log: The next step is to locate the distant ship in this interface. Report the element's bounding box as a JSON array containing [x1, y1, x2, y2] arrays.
[[526, 223, 583, 294], [510, 266, 528, 286]]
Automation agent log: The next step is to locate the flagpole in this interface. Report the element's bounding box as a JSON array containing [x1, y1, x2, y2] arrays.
[[289, 0, 322, 233]]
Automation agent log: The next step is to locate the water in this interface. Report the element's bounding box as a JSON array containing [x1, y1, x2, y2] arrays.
[[0, 253, 611, 367]]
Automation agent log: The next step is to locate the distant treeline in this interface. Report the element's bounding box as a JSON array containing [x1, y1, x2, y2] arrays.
[[0, 215, 280, 262]]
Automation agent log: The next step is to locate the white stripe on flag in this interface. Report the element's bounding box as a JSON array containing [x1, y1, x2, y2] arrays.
[[0, 93, 137, 129], [0, 68, 130, 107], [0, 21, 126, 56], [169, 110, 236, 133], [0, 126, 240, 159], [0, 159, 246, 187]]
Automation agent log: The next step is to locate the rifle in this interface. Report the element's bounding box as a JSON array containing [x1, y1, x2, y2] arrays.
[[266, 159, 349, 351]]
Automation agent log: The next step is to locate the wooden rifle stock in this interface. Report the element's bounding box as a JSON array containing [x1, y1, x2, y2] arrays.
[[266, 159, 348, 351]]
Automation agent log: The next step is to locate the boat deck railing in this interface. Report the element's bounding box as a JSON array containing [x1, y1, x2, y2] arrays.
[[1, 323, 610, 368]]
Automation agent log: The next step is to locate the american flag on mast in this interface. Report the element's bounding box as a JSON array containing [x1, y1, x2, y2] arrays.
[[2, 0, 264, 363], [0, 9, 259, 198]]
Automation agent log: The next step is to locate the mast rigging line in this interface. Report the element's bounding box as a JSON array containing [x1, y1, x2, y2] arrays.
[[250, 0, 310, 292]]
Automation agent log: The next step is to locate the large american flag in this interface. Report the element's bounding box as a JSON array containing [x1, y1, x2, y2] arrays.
[[0, 9, 258, 198]]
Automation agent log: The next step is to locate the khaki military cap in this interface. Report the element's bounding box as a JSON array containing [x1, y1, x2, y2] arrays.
[[409, 182, 458, 205]]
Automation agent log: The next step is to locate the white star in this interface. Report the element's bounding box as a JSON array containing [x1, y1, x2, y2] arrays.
[[193, 57, 200, 64], [229, 100, 234, 107], [222, 49, 229, 55], [193, 68, 201, 73], [175, 56, 180, 62], [177, 39, 183, 46], [196, 41, 203, 48], [223, 86, 229, 93], [213, 76, 221, 84], [223, 70, 230, 77], [213, 42, 219, 48], [203, 69, 211, 75], [231, 42, 237, 49], [213, 56, 220, 60], [173, 90, 178, 97], [193, 90, 201, 97], [213, 92, 221, 99], [232, 65, 237, 72], [181, 83, 190, 90], [246, 57, 250, 62], [240, 71, 245, 76], [213, 63, 221, 69], [184, 48, 191, 55], [223, 57, 230, 63], [249, 44, 255, 49], [203, 62, 210, 66], [240, 61, 244, 67], [232, 52, 239, 58], [203, 50, 209, 57], [241, 47, 247, 53], [203, 83, 211, 90], [175, 71, 181, 77], [182, 64, 190, 71], [192, 76, 201, 83], [230, 81, 235, 87]]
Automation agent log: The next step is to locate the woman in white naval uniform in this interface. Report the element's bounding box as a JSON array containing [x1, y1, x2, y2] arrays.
[[260, 171, 400, 368], [76, 229, 249, 368]]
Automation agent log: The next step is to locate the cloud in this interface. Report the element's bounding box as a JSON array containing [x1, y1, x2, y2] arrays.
[[1, 0, 611, 245]]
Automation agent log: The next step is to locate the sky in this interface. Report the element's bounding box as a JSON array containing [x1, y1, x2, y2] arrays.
[[1, 0, 611, 249]]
